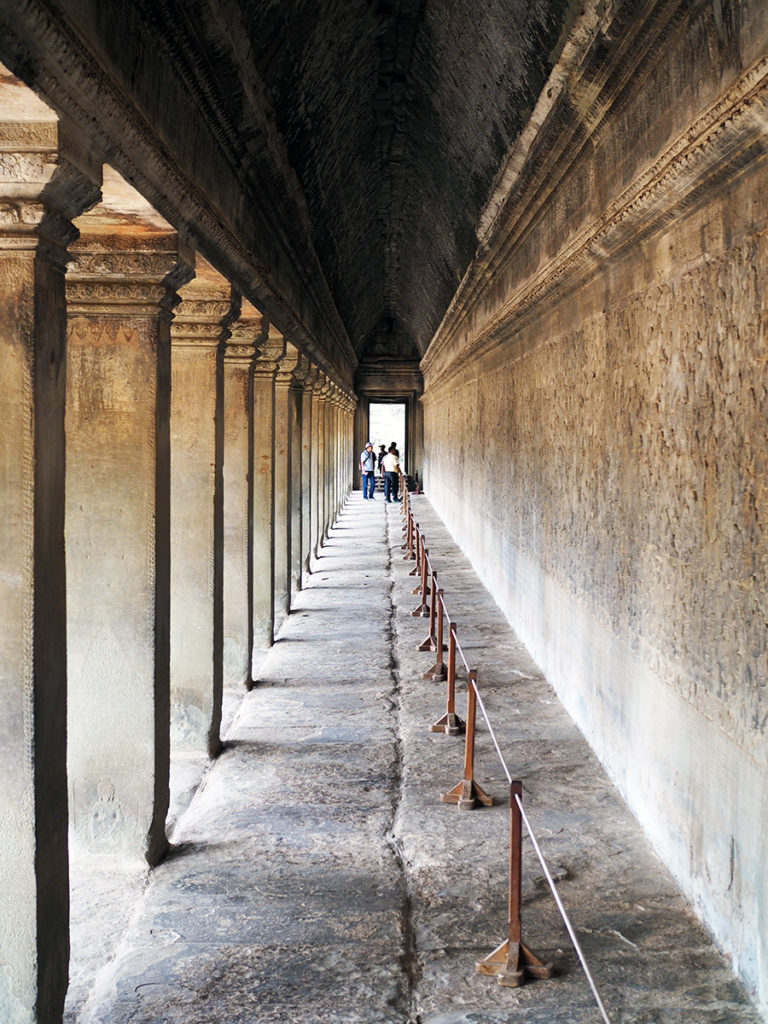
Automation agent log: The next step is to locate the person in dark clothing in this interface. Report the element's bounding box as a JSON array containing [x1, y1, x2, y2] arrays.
[[382, 446, 400, 502]]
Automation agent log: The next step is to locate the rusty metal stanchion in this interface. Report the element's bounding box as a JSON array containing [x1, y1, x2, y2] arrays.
[[417, 572, 440, 651], [431, 620, 462, 732], [409, 525, 422, 575], [411, 540, 430, 616], [440, 671, 492, 809], [476, 781, 554, 986], [402, 506, 415, 558], [422, 589, 447, 678]]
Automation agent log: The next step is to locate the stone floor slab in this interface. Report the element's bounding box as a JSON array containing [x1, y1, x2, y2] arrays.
[[67, 492, 763, 1024]]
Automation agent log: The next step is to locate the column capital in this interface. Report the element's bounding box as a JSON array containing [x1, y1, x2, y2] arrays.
[[304, 365, 322, 393], [170, 256, 236, 345], [290, 352, 312, 389], [252, 321, 285, 379], [275, 339, 301, 387], [67, 229, 195, 317], [0, 120, 102, 262], [223, 295, 263, 367], [314, 372, 331, 401]]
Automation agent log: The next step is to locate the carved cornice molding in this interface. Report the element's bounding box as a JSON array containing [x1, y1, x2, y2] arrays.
[[316, 373, 333, 403], [423, 48, 768, 392], [275, 341, 300, 387], [227, 299, 267, 363], [290, 352, 311, 389], [303, 365, 321, 395], [0, 1, 356, 385], [170, 268, 236, 346], [252, 327, 285, 380], [67, 234, 193, 316], [0, 122, 101, 260], [222, 342, 256, 367]]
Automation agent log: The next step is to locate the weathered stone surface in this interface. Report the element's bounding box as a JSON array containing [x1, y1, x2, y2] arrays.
[[0, 73, 101, 1023], [222, 298, 260, 689], [169, 256, 235, 756], [422, 13, 768, 1013], [66, 180, 193, 866], [68, 496, 761, 1024]]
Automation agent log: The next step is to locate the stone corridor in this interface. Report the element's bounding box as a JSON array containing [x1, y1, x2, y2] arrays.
[[66, 495, 761, 1024]]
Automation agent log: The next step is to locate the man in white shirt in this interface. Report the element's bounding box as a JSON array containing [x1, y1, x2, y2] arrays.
[[381, 446, 400, 503], [360, 441, 376, 499]]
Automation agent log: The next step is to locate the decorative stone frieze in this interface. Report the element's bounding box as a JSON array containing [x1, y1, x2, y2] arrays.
[[0, 89, 101, 1024], [169, 258, 236, 758]]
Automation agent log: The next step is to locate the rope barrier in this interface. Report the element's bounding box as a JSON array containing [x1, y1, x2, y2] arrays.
[[398, 478, 613, 1021], [515, 793, 613, 1024], [469, 677, 512, 786]]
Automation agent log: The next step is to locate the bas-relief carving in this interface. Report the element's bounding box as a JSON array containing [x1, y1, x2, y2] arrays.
[[0, 960, 33, 1024], [425, 40, 768, 389], [87, 777, 125, 844], [67, 319, 146, 413], [170, 693, 208, 747], [427, 228, 768, 758], [223, 636, 249, 686]]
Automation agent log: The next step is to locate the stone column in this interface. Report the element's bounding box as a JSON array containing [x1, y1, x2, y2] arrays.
[[273, 341, 299, 633], [343, 395, 355, 498], [168, 257, 235, 758], [325, 385, 335, 544], [66, 202, 193, 870], [222, 298, 259, 689], [353, 396, 369, 491], [330, 387, 341, 524], [310, 372, 325, 564], [302, 367, 320, 579], [315, 375, 331, 554], [290, 354, 310, 597], [251, 325, 284, 657], [0, 93, 100, 1024]]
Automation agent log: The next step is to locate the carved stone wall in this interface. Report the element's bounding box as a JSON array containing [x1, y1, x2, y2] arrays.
[[423, 5, 768, 1014]]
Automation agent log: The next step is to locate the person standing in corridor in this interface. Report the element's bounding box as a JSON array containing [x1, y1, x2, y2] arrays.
[[360, 441, 376, 499], [382, 445, 400, 503]]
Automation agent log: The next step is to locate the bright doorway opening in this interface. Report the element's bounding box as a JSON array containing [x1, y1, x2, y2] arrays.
[[369, 402, 406, 471]]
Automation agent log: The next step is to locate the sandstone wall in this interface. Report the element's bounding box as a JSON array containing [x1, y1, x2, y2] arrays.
[[423, 3, 768, 1013]]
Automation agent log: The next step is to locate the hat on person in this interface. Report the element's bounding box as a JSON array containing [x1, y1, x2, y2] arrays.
[[365, 441, 373, 447]]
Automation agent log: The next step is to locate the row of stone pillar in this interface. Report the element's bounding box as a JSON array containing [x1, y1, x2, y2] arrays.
[[0, 107, 355, 1023]]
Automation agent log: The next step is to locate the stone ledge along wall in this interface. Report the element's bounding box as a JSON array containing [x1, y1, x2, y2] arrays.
[[422, 0, 768, 1014]]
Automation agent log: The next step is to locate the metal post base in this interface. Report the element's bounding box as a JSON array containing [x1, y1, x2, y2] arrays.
[[440, 778, 493, 810], [476, 939, 554, 987], [430, 712, 464, 735]]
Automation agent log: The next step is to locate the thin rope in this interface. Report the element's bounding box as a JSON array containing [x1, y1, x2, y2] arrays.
[[469, 677, 512, 784], [406, 512, 613, 1024], [514, 793, 613, 1024], [457, 646, 471, 674]]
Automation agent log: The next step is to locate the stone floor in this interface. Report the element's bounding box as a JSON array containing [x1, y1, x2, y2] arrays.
[[68, 493, 763, 1024]]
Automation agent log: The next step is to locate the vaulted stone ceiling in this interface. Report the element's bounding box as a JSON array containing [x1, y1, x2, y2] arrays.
[[179, 0, 573, 358], [0, 0, 574, 366]]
